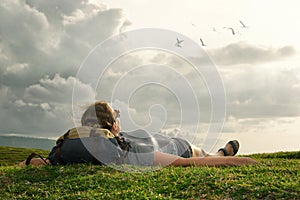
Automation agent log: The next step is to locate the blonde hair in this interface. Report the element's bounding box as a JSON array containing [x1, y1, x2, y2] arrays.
[[81, 101, 115, 130]]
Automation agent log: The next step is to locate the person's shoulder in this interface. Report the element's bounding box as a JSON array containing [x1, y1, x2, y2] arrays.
[[65, 126, 115, 139]]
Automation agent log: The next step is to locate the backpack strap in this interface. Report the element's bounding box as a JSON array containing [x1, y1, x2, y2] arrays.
[[55, 129, 71, 165], [25, 153, 48, 166], [89, 126, 102, 165]]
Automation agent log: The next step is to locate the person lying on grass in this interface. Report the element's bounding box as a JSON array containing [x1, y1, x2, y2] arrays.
[[19, 101, 256, 167]]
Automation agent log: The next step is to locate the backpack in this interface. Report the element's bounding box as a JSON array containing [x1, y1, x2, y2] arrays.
[[26, 126, 129, 166]]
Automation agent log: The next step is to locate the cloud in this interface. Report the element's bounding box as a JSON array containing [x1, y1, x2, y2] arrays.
[[97, 48, 300, 134], [223, 66, 300, 119], [0, 0, 50, 61], [0, 75, 96, 136], [0, 85, 15, 103], [209, 42, 296, 66], [0, 0, 299, 142], [222, 115, 300, 138], [24, 73, 94, 104], [0, 0, 131, 136], [3, 63, 29, 75], [91, 50, 216, 131], [0, 0, 130, 91]]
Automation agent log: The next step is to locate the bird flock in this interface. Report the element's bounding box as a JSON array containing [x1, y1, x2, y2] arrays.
[[175, 20, 248, 48]]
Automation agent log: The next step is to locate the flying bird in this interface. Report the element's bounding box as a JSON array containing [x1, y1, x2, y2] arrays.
[[223, 27, 235, 35], [175, 38, 184, 48], [239, 20, 248, 28], [200, 38, 207, 46]]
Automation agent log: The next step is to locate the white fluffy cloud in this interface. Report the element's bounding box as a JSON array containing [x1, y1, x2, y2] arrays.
[[24, 73, 94, 104], [3, 63, 29, 75], [0, 0, 130, 136], [0, 0, 129, 79]]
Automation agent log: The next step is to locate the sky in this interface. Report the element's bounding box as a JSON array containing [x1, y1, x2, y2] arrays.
[[0, 0, 299, 154]]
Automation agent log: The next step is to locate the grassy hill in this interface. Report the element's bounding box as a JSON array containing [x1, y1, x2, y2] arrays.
[[0, 146, 299, 199], [0, 146, 50, 166]]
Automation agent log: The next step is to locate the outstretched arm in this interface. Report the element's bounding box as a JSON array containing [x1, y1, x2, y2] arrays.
[[153, 151, 256, 167]]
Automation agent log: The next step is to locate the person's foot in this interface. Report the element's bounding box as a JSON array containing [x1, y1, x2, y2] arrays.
[[217, 140, 239, 156]]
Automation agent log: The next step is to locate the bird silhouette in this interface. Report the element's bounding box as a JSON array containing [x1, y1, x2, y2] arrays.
[[175, 38, 184, 48], [223, 27, 235, 35], [239, 20, 248, 28], [200, 38, 207, 46]]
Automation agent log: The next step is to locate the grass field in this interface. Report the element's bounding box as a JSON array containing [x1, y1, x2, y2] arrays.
[[0, 146, 299, 199]]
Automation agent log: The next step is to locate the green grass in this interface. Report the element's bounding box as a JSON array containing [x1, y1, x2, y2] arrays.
[[0, 146, 299, 199], [0, 146, 49, 166]]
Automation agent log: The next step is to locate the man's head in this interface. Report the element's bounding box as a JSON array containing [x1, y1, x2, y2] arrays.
[[81, 101, 120, 135]]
